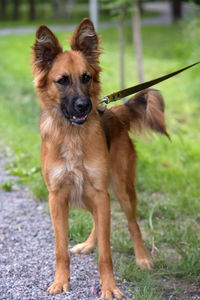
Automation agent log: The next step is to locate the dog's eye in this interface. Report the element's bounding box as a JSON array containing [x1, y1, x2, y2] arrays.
[[57, 75, 69, 86], [82, 73, 91, 84]]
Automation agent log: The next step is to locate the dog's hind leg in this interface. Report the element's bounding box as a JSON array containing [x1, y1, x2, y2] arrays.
[[110, 133, 152, 270], [113, 182, 152, 270], [71, 220, 97, 254]]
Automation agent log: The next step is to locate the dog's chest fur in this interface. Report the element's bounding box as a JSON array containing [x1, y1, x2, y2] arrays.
[[65, 136, 84, 207], [52, 134, 85, 208], [62, 135, 84, 207], [41, 112, 106, 207]]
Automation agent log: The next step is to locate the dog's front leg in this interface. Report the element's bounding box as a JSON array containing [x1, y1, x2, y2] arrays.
[[47, 189, 70, 294], [94, 192, 124, 300]]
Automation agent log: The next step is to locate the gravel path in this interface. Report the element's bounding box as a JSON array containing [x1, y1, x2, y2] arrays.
[[0, 153, 133, 300]]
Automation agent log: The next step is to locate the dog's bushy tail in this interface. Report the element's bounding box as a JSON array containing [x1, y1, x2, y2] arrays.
[[107, 89, 169, 138]]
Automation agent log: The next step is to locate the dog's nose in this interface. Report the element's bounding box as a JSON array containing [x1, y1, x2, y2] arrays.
[[74, 97, 92, 114]]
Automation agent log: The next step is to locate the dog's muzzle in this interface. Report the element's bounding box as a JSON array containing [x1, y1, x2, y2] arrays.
[[61, 97, 92, 126]]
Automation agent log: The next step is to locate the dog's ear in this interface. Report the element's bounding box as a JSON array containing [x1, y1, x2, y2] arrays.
[[71, 18, 100, 65], [32, 25, 62, 73]]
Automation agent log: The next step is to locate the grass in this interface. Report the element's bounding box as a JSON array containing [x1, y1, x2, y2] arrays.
[[0, 21, 200, 299]]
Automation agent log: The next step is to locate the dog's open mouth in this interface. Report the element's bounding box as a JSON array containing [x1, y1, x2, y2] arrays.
[[61, 103, 90, 126], [70, 114, 87, 125]]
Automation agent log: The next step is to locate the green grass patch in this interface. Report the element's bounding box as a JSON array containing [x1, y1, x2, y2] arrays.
[[0, 178, 14, 191], [0, 22, 200, 299]]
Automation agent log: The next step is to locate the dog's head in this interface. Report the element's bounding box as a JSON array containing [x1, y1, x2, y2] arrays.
[[32, 19, 101, 126]]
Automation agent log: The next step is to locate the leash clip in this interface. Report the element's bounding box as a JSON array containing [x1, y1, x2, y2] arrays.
[[98, 96, 110, 105]]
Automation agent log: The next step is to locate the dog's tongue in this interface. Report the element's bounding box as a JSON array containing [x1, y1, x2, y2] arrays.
[[77, 115, 86, 120]]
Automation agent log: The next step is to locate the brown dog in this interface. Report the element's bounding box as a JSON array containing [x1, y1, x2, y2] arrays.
[[32, 19, 168, 299]]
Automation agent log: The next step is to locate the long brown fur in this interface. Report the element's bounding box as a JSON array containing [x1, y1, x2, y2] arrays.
[[32, 18, 168, 300]]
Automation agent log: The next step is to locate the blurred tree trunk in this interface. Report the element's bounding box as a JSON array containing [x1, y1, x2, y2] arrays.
[[138, 0, 144, 14], [119, 18, 125, 90], [89, 0, 98, 31], [171, 0, 183, 22], [29, 0, 36, 20], [53, 0, 61, 18], [0, 0, 7, 20], [132, 0, 145, 83], [13, 0, 20, 20], [66, 0, 75, 19]]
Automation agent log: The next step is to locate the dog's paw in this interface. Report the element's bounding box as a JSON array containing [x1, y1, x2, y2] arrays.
[[71, 242, 96, 254], [47, 281, 69, 295], [101, 285, 124, 299], [136, 256, 153, 270]]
